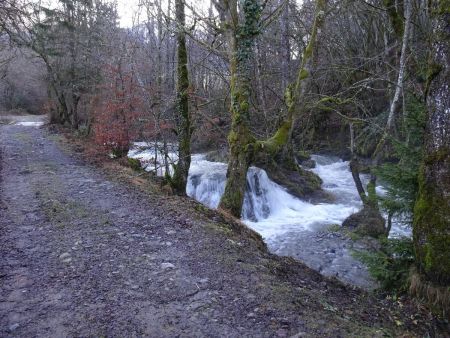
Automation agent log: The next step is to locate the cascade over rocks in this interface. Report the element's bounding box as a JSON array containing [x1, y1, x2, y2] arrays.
[[205, 149, 329, 203], [257, 160, 330, 203]]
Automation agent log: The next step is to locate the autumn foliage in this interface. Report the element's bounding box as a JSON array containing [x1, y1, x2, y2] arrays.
[[92, 63, 144, 156]]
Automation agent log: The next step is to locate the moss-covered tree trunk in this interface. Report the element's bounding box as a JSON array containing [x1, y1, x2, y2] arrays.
[[255, 0, 326, 158], [218, 57, 254, 215], [218, 0, 259, 216], [217, 0, 326, 217], [171, 0, 191, 195], [413, 1, 449, 287]]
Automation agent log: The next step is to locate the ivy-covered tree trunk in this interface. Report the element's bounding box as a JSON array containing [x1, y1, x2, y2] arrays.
[[413, 1, 449, 287], [217, 0, 326, 217], [171, 0, 191, 195], [218, 0, 259, 216]]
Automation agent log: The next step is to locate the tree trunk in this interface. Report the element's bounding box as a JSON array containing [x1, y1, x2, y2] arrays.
[[255, 39, 269, 137], [218, 0, 259, 217], [70, 93, 81, 129], [256, 0, 326, 157], [374, 0, 412, 161], [171, 0, 191, 195], [218, 0, 326, 217], [218, 32, 254, 216], [413, 1, 449, 287], [346, 0, 412, 237]]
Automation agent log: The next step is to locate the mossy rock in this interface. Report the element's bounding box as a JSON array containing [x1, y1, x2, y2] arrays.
[[258, 160, 331, 203], [342, 207, 386, 238], [295, 150, 311, 162]]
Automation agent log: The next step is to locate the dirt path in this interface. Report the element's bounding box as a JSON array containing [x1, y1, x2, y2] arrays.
[[0, 124, 441, 337]]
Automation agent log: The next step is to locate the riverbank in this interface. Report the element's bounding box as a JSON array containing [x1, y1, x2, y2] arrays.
[[1, 122, 445, 336]]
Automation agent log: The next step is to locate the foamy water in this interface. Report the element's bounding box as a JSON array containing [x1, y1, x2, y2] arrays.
[[128, 145, 411, 243]]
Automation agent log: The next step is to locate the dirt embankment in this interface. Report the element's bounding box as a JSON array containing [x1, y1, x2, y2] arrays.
[[0, 123, 446, 337]]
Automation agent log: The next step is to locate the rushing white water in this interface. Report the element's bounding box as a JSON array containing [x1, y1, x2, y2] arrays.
[[129, 145, 410, 239], [186, 153, 402, 242], [128, 142, 178, 176]]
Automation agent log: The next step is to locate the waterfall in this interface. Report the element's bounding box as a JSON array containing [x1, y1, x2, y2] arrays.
[[128, 145, 411, 239]]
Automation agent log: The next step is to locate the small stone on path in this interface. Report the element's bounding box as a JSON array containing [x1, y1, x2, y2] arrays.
[[59, 252, 72, 263], [161, 262, 175, 270], [9, 323, 20, 332]]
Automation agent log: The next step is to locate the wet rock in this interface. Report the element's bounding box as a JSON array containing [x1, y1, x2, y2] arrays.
[[301, 159, 316, 169]]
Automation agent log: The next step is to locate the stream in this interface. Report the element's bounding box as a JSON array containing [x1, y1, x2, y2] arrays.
[[129, 144, 411, 289]]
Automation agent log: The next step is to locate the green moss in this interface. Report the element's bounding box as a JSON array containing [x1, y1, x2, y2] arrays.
[[413, 152, 450, 285], [284, 85, 294, 109], [203, 222, 233, 235], [127, 158, 142, 171], [304, 44, 313, 59], [14, 132, 32, 142], [327, 224, 341, 232], [256, 120, 292, 155], [383, 0, 404, 38], [437, 0, 450, 14], [228, 130, 239, 145], [366, 180, 377, 207], [240, 101, 249, 111], [220, 187, 245, 217], [424, 146, 449, 164], [194, 203, 210, 213], [299, 69, 309, 80]]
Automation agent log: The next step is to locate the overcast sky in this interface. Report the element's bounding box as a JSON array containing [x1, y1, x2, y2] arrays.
[[117, 0, 212, 28]]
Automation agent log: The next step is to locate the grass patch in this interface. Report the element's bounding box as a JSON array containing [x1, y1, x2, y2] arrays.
[[203, 222, 233, 235], [326, 224, 341, 232]]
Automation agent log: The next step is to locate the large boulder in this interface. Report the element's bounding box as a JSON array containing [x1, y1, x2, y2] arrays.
[[342, 207, 386, 238]]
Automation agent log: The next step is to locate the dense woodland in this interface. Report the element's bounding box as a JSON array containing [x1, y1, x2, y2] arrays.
[[1, 0, 448, 315]]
